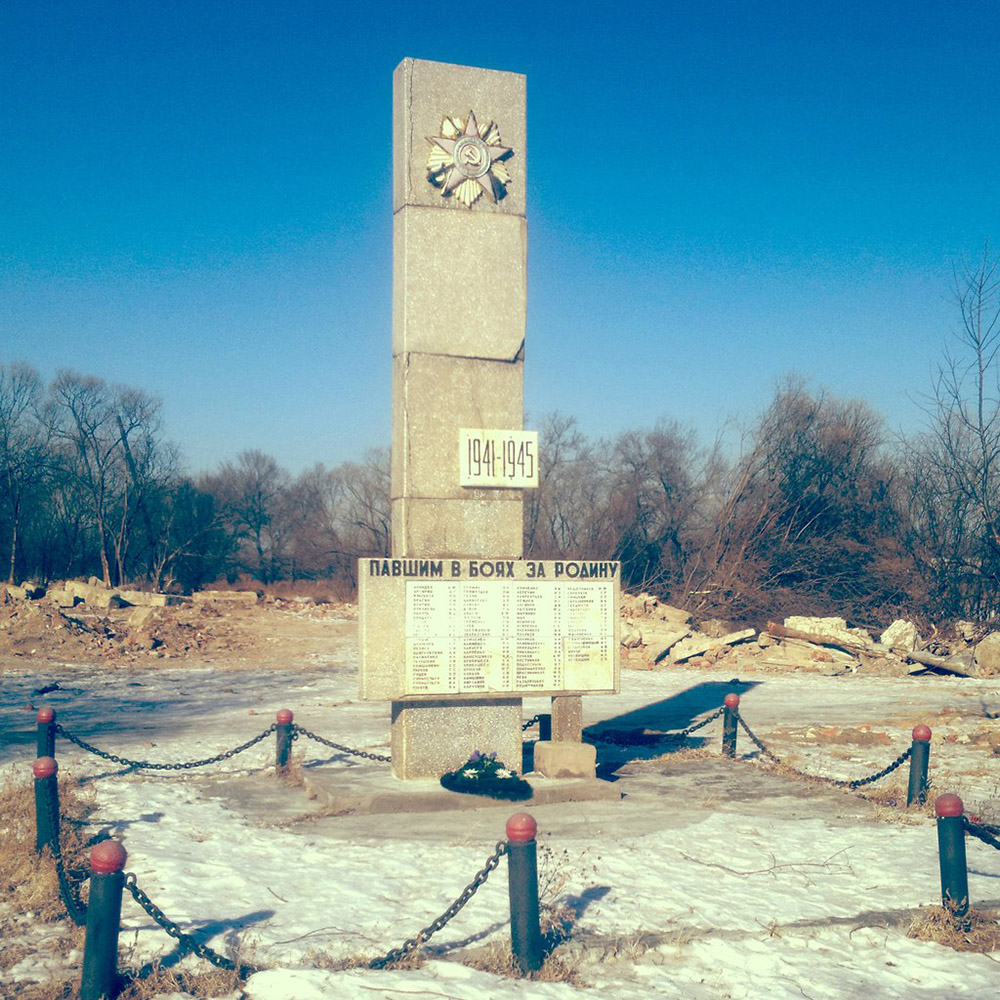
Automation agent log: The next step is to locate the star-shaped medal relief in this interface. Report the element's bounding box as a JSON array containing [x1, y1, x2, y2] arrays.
[[426, 111, 513, 208]]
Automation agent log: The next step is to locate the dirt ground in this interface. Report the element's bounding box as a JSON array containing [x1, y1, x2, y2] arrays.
[[0, 591, 356, 672]]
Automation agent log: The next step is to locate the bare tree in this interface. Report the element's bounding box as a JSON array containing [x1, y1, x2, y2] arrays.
[[204, 450, 291, 584], [694, 378, 913, 622], [45, 371, 168, 586], [906, 244, 1000, 617], [0, 363, 47, 583], [525, 414, 606, 558]]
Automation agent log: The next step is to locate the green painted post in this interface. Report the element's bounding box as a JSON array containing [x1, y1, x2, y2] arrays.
[[907, 725, 931, 806], [935, 793, 970, 928], [80, 840, 127, 1000], [722, 693, 739, 758], [275, 709, 294, 775], [33, 757, 59, 854], [36, 706, 56, 758], [506, 812, 543, 973], [538, 714, 552, 742]]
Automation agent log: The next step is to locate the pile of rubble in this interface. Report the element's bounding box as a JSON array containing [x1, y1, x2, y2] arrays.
[[0, 579, 347, 666], [620, 592, 1000, 678]]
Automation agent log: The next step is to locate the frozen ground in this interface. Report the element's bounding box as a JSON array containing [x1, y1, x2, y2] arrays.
[[2, 613, 999, 999]]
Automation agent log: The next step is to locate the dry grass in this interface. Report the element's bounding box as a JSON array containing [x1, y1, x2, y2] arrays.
[[464, 937, 584, 984], [0, 980, 77, 999], [0, 770, 93, 998], [908, 906, 1000, 952], [277, 752, 306, 788], [115, 960, 246, 999], [0, 771, 93, 919]]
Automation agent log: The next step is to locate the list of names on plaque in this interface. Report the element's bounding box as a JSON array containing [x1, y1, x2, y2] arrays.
[[404, 580, 614, 695]]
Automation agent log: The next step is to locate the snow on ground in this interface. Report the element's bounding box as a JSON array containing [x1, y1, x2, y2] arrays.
[[2, 620, 1000, 999]]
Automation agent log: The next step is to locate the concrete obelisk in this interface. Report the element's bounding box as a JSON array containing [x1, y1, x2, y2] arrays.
[[389, 58, 527, 778]]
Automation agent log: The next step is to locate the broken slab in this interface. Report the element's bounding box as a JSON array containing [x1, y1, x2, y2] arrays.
[[191, 590, 260, 605], [670, 628, 756, 663], [784, 616, 870, 645], [880, 619, 920, 651]]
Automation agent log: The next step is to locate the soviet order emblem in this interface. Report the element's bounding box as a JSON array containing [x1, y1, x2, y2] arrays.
[[426, 110, 513, 208]]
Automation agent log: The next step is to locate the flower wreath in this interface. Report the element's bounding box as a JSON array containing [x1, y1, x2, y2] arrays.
[[440, 751, 533, 801]]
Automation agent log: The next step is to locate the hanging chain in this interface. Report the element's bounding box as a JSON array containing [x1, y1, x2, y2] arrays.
[[292, 725, 391, 762], [587, 706, 725, 747], [832, 748, 912, 789], [55, 723, 277, 770], [666, 706, 726, 741], [736, 715, 780, 759], [738, 715, 913, 788], [124, 874, 259, 977], [521, 714, 541, 732], [369, 840, 508, 969], [44, 789, 87, 926], [965, 818, 1000, 850]]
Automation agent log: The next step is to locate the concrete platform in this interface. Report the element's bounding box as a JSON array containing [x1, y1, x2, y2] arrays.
[[301, 764, 621, 815]]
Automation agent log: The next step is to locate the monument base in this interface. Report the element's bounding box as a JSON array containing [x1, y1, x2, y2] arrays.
[[532, 740, 597, 779], [390, 698, 522, 780]]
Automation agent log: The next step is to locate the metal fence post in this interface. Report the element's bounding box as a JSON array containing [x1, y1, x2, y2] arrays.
[[722, 693, 740, 758], [37, 706, 56, 758], [907, 725, 931, 806], [935, 793, 970, 928], [506, 812, 543, 973], [80, 840, 127, 1000], [33, 756, 59, 854], [538, 714, 552, 742], [275, 709, 294, 775]]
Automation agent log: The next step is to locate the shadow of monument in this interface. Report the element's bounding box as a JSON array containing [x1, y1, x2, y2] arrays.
[[585, 678, 761, 780]]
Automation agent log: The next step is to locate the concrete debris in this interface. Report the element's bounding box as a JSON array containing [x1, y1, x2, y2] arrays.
[[880, 619, 920, 651], [783, 616, 871, 646], [974, 633, 1000, 677], [670, 628, 757, 663], [619, 599, 999, 678], [191, 590, 260, 605]]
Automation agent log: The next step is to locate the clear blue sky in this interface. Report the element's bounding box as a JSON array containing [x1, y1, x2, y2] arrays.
[[3, 1, 998, 475]]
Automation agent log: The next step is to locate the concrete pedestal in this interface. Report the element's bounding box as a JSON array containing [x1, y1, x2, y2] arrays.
[[391, 698, 521, 779], [532, 740, 597, 779]]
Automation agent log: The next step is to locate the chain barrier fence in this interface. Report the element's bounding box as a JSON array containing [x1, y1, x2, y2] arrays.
[[55, 722, 277, 771], [44, 787, 88, 926], [734, 714, 914, 789], [964, 818, 1000, 851], [61, 801, 536, 999], [123, 873, 260, 977], [369, 839, 509, 969], [585, 706, 725, 747], [291, 726, 392, 763], [30, 694, 991, 991]]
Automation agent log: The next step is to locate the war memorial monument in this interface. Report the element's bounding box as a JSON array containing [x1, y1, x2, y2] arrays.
[[359, 58, 620, 781]]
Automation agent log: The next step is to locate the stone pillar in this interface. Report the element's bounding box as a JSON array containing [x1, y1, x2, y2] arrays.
[[534, 694, 595, 779], [390, 58, 527, 778], [550, 696, 583, 742]]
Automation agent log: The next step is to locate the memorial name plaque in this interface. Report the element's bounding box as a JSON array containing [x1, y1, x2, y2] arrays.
[[359, 558, 620, 702], [459, 429, 538, 489]]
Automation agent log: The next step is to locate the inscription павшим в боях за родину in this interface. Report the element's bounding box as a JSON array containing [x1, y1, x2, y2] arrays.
[[365, 558, 619, 580], [358, 559, 621, 700]]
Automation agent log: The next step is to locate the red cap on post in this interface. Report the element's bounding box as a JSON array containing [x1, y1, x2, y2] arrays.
[[724, 693, 740, 708], [90, 840, 127, 874], [33, 756, 57, 779], [935, 793, 964, 818], [276, 709, 293, 724], [37, 706, 55, 724], [912, 724, 932, 742], [506, 812, 537, 843]]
